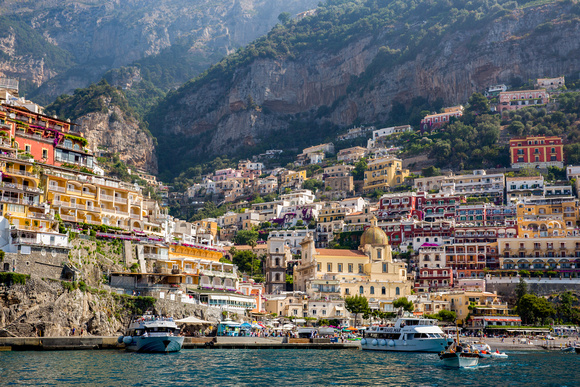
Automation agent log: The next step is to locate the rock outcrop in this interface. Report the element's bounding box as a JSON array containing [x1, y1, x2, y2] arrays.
[[77, 103, 158, 173], [151, 2, 580, 173], [0, 278, 220, 337]]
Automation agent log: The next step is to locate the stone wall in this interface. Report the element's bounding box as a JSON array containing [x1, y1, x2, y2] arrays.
[[2, 245, 70, 280], [487, 277, 580, 299]]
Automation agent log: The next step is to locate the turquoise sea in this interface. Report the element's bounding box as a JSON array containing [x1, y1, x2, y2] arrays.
[[0, 349, 578, 386]]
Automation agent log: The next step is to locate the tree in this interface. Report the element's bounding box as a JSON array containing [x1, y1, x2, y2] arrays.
[[345, 294, 369, 327], [232, 250, 261, 274], [421, 165, 441, 177], [517, 294, 555, 325], [278, 12, 291, 24], [515, 277, 528, 307], [467, 92, 490, 114], [233, 229, 258, 245], [352, 158, 367, 181], [393, 297, 414, 315], [437, 310, 457, 322]]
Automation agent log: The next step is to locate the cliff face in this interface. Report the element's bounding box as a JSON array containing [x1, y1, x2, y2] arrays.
[[0, 0, 319, 102], [76, 102, 158, 173], [0, 278, 220, 337], [152, 3, 580, 173]]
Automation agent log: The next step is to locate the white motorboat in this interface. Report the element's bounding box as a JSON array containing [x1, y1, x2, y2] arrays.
[[440, 343, 480, 368], [360, 318, 453, 353], [471, 341, 491, 352], [490, 351, 508, 358], [118, 313, 184, 353]]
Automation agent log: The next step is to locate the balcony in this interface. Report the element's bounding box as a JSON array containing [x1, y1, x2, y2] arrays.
[[4, 167, 37, 178], [60, 214, 76, 222], [67, 187, 82, 195], [28, 212, 52, 220], [199, 269, 237, 279], [114, 197, 127, 204], [49, 185, 66, 193], [83, 219, 101, 225], [130, 214, 141, 220], [100, 193, 114, 201]]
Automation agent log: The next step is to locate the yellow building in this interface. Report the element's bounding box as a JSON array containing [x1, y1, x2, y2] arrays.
[[294, 217, 410, 301], [434, 291, 510, 324], [363, 156, 409, 194], [516, 198, 579, 237], [280, 170, 307, 191], [0, 155, 55, 232], [498, 237, 580, 272], [43, 165, 147, 230], [156, 244, 237, 289]]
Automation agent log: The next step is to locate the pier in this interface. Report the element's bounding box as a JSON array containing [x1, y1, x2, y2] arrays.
[[0, 336, 360, 351]]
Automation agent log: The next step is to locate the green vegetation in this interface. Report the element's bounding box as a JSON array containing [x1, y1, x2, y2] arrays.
[[0, 272, 30, 285], [424, 310, 457, 322], [345, 294, 369, 327], [233, 230, 259, 245], [393, 297, 415, 313]]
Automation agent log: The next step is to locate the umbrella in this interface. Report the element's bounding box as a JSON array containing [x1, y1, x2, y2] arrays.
[[175, 316, 214, 324], [240, 322, 252, 329]]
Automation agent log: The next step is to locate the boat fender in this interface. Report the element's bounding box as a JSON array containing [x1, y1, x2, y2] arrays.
[[360, 339, 367, 345], [388, 340, 395, 347], [379, 340, 386, 346], [117, 336, 124, 344], [371, 339, 378, 346], [403, 340, 407, 346], [122, 336, 133, 345]]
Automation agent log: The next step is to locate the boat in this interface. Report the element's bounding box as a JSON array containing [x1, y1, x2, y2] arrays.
[[471, 341, 491, 352], [439, 343, 480, 368], [118, 313, 184, 353], [360, 318, 453, 352], [491, 350, 508, 358]]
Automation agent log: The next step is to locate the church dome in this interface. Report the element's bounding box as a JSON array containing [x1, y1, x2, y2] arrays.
[[360, 217, 389, 246]]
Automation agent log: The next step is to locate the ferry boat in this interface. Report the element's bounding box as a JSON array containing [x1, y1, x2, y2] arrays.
[[118, 314, 184, 353], [360, 318, 453, 352]]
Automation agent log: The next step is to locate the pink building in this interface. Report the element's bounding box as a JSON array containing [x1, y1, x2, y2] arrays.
[[214, 168, 242, 182], [420, 106, 463, 131], [498, 89, 549, 112]]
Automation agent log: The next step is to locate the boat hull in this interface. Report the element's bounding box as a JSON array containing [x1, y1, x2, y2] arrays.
[[361, 338, 453, 353], [125, 336, 184, 353], [441, 354, 479, 368]]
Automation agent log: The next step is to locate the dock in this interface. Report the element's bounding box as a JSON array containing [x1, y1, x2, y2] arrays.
[[0, 336, 360, 351]]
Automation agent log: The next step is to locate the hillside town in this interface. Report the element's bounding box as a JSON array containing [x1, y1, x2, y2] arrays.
[[1, 75, 579, 335]]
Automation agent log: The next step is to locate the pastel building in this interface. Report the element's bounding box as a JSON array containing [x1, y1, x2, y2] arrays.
[[499, 89, 549, 112], [509, 136, 564, 169], [420, 106, 463, 131]]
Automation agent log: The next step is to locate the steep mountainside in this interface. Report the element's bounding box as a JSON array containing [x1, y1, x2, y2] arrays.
[[46, 81, 157, 172], [149, 0, 580, 178], [0, 0, 318, 103]]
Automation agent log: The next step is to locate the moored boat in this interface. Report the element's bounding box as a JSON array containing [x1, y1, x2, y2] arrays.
[[118, 313, 184, 353], [439, 343, 480, 368], [360, 318, 453, 353]]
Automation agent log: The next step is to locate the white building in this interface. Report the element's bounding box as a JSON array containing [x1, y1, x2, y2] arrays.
[[279, 189, 315, 206]]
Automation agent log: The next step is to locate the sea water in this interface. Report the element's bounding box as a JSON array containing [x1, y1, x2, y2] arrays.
[[0, 349, 578, 386]]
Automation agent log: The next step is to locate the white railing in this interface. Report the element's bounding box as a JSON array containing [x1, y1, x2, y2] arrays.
[[130, 214, 140, 220], [49, 185, 66, 193], [61, 214, 76, 221], [67, 187, 82, 194], [115, 197, 127, 204], [100, 193, 114, 201]]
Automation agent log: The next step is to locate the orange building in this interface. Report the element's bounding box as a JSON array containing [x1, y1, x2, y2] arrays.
[[509, 135, 564, 169]]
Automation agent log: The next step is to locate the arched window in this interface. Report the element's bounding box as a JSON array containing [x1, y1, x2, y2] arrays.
[[359, 286, 364, 294], [382, 287, 386, 295], [370, 286, 375, 295], [396, 287, 400, 296], [275, 258, 280, 266], [377, 249, 382, 259]]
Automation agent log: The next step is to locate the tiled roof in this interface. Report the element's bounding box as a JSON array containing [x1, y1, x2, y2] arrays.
[[316, 249, 366, 257]]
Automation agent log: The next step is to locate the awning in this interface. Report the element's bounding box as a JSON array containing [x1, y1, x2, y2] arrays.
[[483, 317, 521, 322], [174, 316, 214, 324]]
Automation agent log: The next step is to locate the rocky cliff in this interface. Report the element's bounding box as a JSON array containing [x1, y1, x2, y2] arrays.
[[77, 103, 158, 173], [0, 278, 220, 337], [150, 1, 580, 175], [0, 0, 318, 102]]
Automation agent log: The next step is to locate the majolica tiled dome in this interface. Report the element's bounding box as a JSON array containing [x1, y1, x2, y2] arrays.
[[360, 216, 389, 246]]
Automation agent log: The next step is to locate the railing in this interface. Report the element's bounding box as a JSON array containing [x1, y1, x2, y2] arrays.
[[5, 167, 37, 177], [1, 196, 20, 204], [67, 187, 82, 194], [28, 212, 52, 220], [100, 193, 114, 201], [60, 214, 76, 221], [83, 219, 101, 225], [49, 185, 66, 193], [115, 197, 127, 204]]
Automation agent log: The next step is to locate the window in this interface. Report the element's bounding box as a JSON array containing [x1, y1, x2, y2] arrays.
[[377, 249, 382, 259], [382, 263, 387, 273], [25, 144, 31, 153], [359, 286, 364, 294], [348, 263, 353, 273], [396, 287, 400, 296], [370, 286, 375, 295], [327, 263, 332, 272], [338, 263, 343, 272], [317, 263, 321, 271], [358, 264, 364, 273], [382, 287, 386, 295], [345, 288, 350, 295]]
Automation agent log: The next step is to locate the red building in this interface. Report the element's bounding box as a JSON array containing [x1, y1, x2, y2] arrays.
[[414, 267, 453, 293], [509, 135, 563, 169], [2, 105, 94, 170]]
